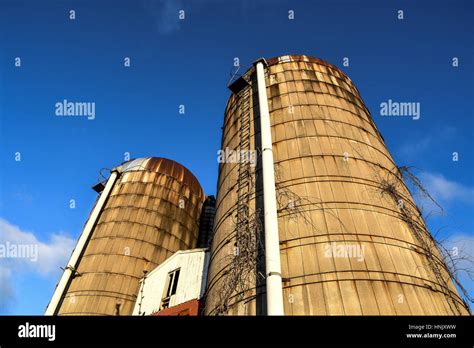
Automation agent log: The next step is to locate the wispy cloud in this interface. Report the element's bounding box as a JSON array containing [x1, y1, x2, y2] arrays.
[[0, 218, 75, 313], [397, 127, 457, 161], [418, 172, 474, 204], [141, 0, 185, 34], [0, 266, 14, 313], [440, 234, 474, 306], [398, 135, 433, 158], [12, 191, 33, 205]]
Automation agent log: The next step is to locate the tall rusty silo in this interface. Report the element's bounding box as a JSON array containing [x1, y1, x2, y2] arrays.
[[204, 55, 470, 315], [46, 157, 205, 315]]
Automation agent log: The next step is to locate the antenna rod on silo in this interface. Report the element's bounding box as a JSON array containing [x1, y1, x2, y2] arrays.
[[45, 169, 120, 315], [254, 58, 285, 315]]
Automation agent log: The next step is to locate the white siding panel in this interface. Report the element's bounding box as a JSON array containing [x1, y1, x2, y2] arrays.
[[132, 249, 209, 315]]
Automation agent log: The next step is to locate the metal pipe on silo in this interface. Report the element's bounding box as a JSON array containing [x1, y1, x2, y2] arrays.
[[254, 58, 284, 315], [45, 170, 119, 315]]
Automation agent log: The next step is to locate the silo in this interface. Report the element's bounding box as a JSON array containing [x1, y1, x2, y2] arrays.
[[205, 55, 470, 315], [46, 157, 205, 315], [197, 195, 216, 248]]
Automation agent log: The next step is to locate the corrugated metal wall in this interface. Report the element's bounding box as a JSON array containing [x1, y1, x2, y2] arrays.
[[204, 55, 469, 315], [57, 157, 205, 315]]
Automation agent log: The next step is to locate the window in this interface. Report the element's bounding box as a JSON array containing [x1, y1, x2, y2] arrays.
[[161, 268, 180, 309]]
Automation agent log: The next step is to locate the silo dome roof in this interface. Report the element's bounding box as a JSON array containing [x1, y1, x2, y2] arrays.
[[116, 157, 204, 200]]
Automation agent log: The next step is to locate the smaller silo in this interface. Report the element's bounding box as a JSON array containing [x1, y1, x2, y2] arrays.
[[46, 157, 205, 316]]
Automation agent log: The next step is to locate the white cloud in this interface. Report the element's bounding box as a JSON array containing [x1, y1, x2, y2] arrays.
[[0, 218, 75, 313], [418, 172, 474, 204]]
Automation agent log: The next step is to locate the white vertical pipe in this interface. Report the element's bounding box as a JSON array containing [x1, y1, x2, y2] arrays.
[[45, 170, 119, 315], [255, 59, 285, 315]]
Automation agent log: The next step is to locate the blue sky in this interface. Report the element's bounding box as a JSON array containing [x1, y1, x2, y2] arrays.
[[0, 0, 473, 314]]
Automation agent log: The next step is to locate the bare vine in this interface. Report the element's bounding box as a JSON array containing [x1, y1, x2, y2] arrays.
[[378, 166, 472, 313], [214, 207, 264, 315]]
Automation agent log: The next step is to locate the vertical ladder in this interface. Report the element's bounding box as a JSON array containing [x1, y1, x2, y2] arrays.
[[218, 73, 253, 314], [236, 85, 252, 240]]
